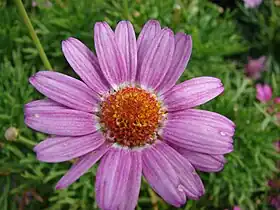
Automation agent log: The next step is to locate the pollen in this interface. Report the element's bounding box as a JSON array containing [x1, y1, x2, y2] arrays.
[[100, 87, 165, 147]]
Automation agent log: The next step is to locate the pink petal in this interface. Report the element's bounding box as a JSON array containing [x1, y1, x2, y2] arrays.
[[29, 71, 99, 112], [138, 28, 175, 89], [256, 84, 272, 103], [162, 113, 233, 154], [118, 151, 142, 210], [157, 33, 192, 93], [162, 77, 224, 111], [168, 109, 235, 136], [24, 99, 67, 113], [137, 20, 161, 72], [55, 143, 111, 189], [244, 0, 262, 8], [176, 147, 226, 172], [245, 56, 266, 79], [142, 142, 186, 207], [274, 97, 280, 104], [257, 56, 266, 66], [263, 84, 273, 100], [25, 100, 98, 136], [95, 147, 132, 210], [62, 37, 110, 94], [115, 21, 137, 83], [34, 132, 105, 162], [156, 142, 205, 199], [94, 22, 128, 88]]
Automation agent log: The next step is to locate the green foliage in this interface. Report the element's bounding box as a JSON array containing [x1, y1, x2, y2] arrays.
[[236, 0, 280, 74], [0, 0, 279, 210]]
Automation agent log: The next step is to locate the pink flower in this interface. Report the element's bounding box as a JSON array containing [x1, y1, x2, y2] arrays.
[[256, 84, 272, 103], [32, 1, 37, 7], [270, 195, 280, 209], [245, 56, 266, 79], [24, 20, 235, 209], [243, 0, 263, 8], [274, 97, 280, 104], [268, 179, 280, 189], [233, 206, 241, 210], [32, 0, 52, 8]]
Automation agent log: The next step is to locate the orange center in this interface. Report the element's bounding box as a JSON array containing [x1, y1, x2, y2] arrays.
[[100, 87, 164, 147]]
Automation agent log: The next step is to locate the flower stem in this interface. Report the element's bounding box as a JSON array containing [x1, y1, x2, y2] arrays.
[[148, 188, 159, 210], [123, 0, 129, 20], [18, 135, 36, 148], [14, 0, 53, 70]]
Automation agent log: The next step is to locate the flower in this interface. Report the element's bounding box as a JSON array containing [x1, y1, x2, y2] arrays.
[[255, 84, 280, 118], [32, 1, 37, 7], [243, 0, 263, 8], [268, 179, 280, 189], [256, 84, 272, 103], [245, 56, 266, 79], [270, 195, 280, 209], [274, 97, 280, 104], [31, 0, 52, 8], [24, 20, 235, 209], [233, 206, 241, 210]]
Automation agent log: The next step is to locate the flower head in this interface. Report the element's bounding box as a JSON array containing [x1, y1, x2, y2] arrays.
[[32, 1, 37, 7], [4, 127, 18, 141], [243, 0, 263, 8], [256, 84, 272, 103], [233, 206, 241, 210], [245, 56, 266, 79], [274, 97, 280, 104], [24, 20, 235, 209], [270, 195, 280, 209]]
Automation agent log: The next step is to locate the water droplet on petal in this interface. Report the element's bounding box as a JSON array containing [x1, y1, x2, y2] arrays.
[[220, 131, 226, 136], [177, 184, 185, 192]]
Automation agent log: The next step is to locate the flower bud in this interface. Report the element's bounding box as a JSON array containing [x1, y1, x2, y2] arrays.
[[4, 127, 18, 141]]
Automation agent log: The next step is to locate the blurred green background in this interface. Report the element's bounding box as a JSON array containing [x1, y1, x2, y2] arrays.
[[0, 0, 280, 209]]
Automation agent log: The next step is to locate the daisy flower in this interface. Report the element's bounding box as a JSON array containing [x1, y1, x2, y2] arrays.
[[256, 83, 272, 103], [243, 0, 263, 8], [25, 20, 235, 209], [245, 56, 266, 79]]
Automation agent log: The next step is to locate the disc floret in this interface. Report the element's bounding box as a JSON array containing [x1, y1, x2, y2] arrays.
[[100, 87, 165, 147]]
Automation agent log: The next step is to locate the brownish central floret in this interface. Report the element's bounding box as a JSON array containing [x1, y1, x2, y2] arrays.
[[100, 87, 162, 147]]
